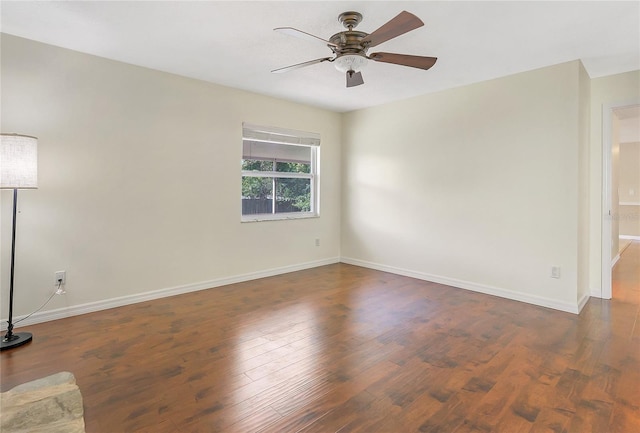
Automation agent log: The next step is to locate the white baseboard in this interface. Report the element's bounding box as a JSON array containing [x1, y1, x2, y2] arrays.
[[1, 257, 341, 331], [340, 257, 581, 314], [577, 292, 590, 313], [611, 253, 621, 268]]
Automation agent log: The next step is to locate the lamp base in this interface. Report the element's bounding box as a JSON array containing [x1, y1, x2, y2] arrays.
[[1, 332, 33, 351]]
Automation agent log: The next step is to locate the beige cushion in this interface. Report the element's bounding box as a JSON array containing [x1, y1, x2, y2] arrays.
[[0, 372, 85, 433]]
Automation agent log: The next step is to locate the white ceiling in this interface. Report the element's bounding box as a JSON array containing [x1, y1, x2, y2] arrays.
[[1, 1, 639, 113]]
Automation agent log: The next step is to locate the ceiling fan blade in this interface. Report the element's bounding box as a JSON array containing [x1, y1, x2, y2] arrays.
[[346, 70, 364, 88], [361, 11, 424, 48], [369, 52, 437, 70], [275, 27, 338, 48], [271, 57, 333, 73]]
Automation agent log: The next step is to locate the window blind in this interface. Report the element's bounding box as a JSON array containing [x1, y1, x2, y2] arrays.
[[242, 123, 321, 147], [242, 123, 320, 164]]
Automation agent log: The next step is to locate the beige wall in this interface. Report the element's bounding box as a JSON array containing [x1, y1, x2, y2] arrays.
[[342, 61, 586, 312], [589, 71, 640, 293], [1, 34, 342, 319], [619, 142, 640, 203], [619, 206, 640, 237], [619, 142, 640, 237]]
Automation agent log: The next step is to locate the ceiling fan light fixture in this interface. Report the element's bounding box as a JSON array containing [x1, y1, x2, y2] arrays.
[[334, 54, 368, 73]]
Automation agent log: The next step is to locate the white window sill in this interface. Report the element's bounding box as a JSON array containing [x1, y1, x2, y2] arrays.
[[241, 212, 319, 223]]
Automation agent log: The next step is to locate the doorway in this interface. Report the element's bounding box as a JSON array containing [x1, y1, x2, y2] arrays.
[[602, 102, 640, 299]]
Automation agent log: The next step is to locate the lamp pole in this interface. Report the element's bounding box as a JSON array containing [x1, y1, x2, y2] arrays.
[[3, 188, 31, 346]]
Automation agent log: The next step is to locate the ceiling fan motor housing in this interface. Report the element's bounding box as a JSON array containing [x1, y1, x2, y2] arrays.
[[329, 30, 369, 54]]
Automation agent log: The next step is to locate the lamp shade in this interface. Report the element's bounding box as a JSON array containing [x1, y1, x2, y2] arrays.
[[334, 54, 368, 73], [0, 134, 38, 189]]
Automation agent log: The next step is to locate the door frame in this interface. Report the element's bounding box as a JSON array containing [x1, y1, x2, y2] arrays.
[[601, 99, 640, 299]]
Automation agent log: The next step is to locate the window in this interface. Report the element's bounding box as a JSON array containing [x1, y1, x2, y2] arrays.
[[242, 123, 319, 221]]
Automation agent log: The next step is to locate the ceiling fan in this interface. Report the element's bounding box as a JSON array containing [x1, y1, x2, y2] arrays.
[[272, 10, 437, 88]]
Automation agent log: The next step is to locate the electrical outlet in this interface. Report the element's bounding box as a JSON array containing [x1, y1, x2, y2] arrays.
[[315, 238, 320, 247], [55, 271, 66, 286], [551, 266, 561, 279]]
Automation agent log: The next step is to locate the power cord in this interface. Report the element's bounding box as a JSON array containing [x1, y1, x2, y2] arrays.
[[14, 280, 63, 325]]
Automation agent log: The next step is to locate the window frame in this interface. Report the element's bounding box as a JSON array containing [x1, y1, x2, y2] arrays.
[[241, 123, 320, 222]]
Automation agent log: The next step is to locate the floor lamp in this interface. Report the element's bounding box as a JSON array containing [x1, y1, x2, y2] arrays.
[[1, 133, 38, 351]]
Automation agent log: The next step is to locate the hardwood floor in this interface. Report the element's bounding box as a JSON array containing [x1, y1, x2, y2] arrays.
[[2, 246, 639, 433]]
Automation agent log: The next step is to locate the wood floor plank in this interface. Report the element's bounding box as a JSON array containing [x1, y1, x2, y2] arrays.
[[295, 390, 378, 433], [1, 242, 639, 432]]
